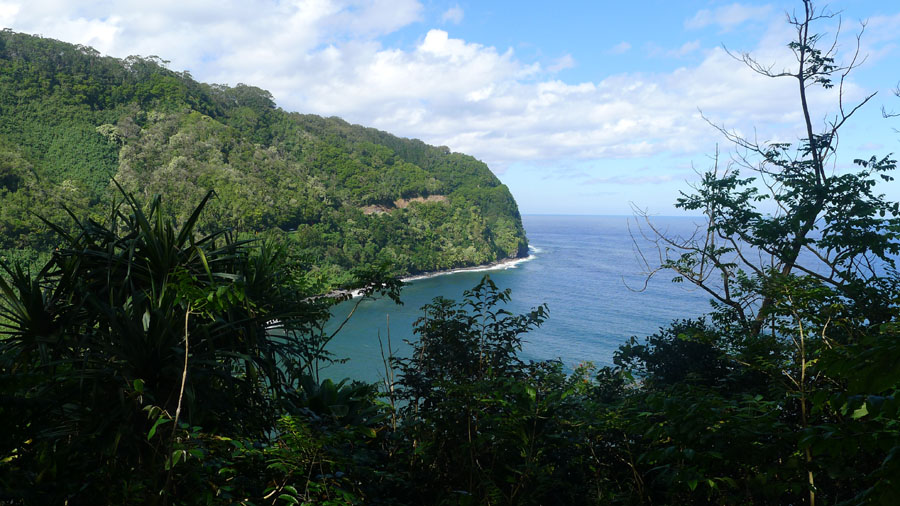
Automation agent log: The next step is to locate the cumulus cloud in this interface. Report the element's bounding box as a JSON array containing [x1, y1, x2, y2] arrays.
[[0, 0, 884, 175], [1, 0, 424, 68], [686, 3, 773, 31], [441, 5, 463, 24]]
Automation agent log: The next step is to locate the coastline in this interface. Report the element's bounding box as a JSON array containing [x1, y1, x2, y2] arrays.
[[337, 246, 540, 299], [401, 248, 539, 283]]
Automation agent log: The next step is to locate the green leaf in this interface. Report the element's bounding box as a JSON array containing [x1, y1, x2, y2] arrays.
[[148, 417, 171, 440], [277, 494, 300, 504], [267, 462, 289, 472]]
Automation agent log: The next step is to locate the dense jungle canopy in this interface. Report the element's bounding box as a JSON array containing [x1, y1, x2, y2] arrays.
[[0, 29, 528, 288]]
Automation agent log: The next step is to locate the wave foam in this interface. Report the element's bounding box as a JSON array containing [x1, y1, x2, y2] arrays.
[[402, 250, 539, 283], [338, 246, 541, 298]]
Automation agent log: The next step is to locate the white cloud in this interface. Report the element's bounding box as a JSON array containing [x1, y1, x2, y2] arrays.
[[441, 4, 463, 24], [0, 1, 21, 26], [853, 13, 900, 66], [609, 41, 631, 54], [547, 54, 575, 72], [648, 40, 703, 58], [686, 3, 772, 31], [670, 40, 701, 57], [584, 174, 681, 186], [865, 13, 900, 44], [0, 0, 878, 175], [2, 1, 424, 65]]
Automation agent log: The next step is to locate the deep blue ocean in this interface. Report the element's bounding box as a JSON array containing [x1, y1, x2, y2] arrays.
[[322, 215, 712, 383]]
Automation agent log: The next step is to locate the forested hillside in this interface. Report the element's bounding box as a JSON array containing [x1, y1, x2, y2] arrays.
[[0, 29, 527, 284]]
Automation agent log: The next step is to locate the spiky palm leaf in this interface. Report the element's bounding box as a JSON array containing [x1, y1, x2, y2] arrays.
[[0, 187, 337, 499]]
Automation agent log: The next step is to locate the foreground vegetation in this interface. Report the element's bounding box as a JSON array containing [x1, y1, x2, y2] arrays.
[[2, 1, 900, 504], [1, 187, 897, 504]]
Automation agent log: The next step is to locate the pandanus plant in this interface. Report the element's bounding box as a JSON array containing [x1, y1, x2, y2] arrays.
[[0, 186, 393, 502]]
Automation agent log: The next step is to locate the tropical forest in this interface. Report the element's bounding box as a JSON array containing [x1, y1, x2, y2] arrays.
[[1, 1, 900, 504]]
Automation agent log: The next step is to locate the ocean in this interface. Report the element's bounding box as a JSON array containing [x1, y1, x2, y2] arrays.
[[321, 214, 713, 383]]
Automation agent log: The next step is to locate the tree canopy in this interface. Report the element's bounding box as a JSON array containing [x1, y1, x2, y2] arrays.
[[0, 29, 528, 289]]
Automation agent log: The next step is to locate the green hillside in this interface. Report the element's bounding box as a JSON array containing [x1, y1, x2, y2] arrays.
[[0, 30, 527, 284]]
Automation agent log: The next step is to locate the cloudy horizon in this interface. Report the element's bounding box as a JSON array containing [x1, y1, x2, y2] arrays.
[[2, 0, 899, 214]]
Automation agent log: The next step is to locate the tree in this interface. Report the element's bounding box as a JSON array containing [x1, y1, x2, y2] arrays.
[[636, 0, 898, 333], [390, 277, 628, 505], [627, 2, 900, 504]]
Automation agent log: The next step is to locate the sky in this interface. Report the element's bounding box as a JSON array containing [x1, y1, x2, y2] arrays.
[[2, 0, 900, 215]]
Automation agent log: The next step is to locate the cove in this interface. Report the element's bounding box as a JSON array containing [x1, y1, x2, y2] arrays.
[[321, 215, 712, 384]]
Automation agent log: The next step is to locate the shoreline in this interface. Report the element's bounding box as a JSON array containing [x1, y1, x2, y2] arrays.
[[337, 246, 540, 299], [401, 248, 539, 283]]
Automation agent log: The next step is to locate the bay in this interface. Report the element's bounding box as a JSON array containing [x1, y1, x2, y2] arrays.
[[321, 214, 712, 383]]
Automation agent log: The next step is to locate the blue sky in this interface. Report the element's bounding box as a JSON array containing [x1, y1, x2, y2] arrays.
[[2, 0, 900, 214]]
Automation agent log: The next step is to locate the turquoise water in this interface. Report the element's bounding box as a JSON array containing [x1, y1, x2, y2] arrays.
[[321, 215, 712, 383]]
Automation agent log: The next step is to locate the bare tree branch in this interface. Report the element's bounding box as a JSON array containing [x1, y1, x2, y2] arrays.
[[633, 0, 892, 338]]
